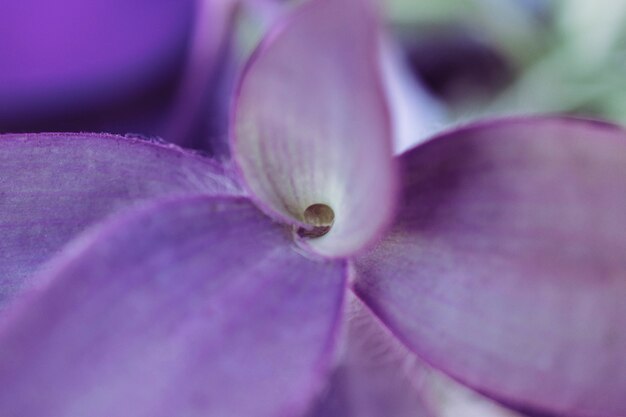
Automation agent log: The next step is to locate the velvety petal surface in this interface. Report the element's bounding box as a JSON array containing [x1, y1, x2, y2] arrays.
[[307, 293, 429, 417], [354, 118, 626, 417], [0, 133, 241, 308], [233, 0, 397, 257], [0, 0, 194, 131], [0, 196, 347, 417]]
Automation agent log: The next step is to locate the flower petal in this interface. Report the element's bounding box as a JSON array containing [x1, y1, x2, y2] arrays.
[[0, 196, 347, 417], [0, 0, 193, 134], [307, 292, 430, 417], [0, 133, 240, 308], [232, 0, 397, 257], [379, 36, 447, 155], [354, 118, 626, 417], [163, 0, 238, 149], [419, 368, 528, 417]]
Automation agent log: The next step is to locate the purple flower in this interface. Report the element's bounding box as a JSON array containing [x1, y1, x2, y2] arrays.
[[0, 0, 625, 416]]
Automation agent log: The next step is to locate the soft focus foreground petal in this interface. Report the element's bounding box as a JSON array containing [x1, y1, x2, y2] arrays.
[[0, 196, 347, 417], [233, 0, 397, 257], [354, 118, 626, 417], [420, 369, 527, 417], [307, 292, 430, 417], [0, 133, 241, 308], [379, 37, 447, 155], [0, 0, 193, 133], [163, 0, 238, 149]]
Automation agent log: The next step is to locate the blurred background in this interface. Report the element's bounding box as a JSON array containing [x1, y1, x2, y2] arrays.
[[384, 0, 626, 126], [0, 0, 234, 150], [3, 0, 626, 151]]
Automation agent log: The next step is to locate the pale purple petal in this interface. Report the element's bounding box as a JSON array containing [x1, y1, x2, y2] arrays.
[[379, 36, 448, 155], [162, 0, 237, 148], [0, 133, 241, 308], [354, 118, 626, 417], [307, 292, 430, 417], [0, 0, 194, 133], [0, 196, 347, 417], [232, 0, 397, 257], [420, 370, 528, 417]]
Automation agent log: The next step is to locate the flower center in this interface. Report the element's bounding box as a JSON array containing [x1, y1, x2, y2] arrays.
[[297, 203, 335, 238]]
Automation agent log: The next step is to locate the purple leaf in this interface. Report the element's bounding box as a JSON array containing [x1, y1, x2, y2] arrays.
[[0, 196, 347, 417], [354, 117, 626, 417], [0, 133, 241, 308], [232, 0, 398, 257]]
